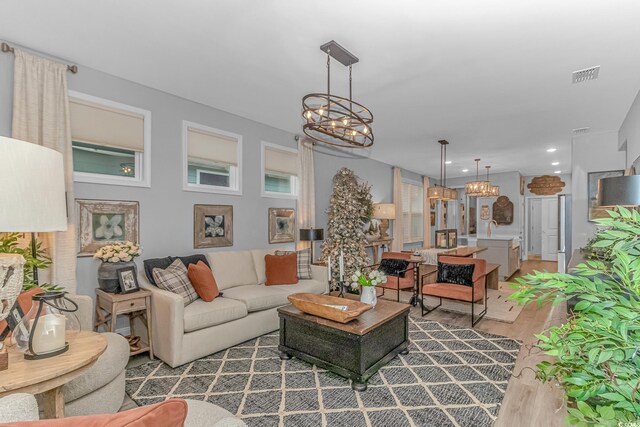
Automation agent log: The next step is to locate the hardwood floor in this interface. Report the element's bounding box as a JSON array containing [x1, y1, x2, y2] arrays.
[[382, 259, 567, 427]]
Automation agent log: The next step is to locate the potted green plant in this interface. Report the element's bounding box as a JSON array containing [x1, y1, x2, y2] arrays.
[[94, 242, 142, 293], [510, 207, 640, 426], [350, 269, 387, 306], [0, 233, 63, 292]]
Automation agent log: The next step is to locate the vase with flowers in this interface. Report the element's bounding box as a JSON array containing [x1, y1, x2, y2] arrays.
[[94, 242, 142, 293], [351, 270, 387, 307]]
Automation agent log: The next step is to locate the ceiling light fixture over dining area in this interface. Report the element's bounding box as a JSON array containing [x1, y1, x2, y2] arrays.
[[427, 140, 458, 201]]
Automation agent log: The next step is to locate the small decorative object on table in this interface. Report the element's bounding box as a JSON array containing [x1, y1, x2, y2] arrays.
[[435, 229, 458, 249], [94, 242, 142, 293], [287, 293, 372, 323], [117, 266, 139, 294], [351, 270, 387, 307], [12, 292, 80, 359]]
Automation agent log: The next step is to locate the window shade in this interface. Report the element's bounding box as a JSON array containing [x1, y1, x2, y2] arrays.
[[70, 98, 145, 152], [265, 146, 298, 176], [187, 127, 238, 166]]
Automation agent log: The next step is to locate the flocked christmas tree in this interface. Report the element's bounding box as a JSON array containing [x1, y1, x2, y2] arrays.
[[321, 167, 373, 291]]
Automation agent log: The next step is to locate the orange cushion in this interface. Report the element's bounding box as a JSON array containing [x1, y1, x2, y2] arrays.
[[187, 261, 220, 302], [265, 253, 298, 286], [3, 398, 187, 427]]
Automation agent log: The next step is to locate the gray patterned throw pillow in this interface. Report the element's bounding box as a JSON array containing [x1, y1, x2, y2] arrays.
[[152, 259, 199, 306]]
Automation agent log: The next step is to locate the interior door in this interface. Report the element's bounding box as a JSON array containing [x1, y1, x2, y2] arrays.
[[529, 199, 542, 255], [541, 197, 558, 261]]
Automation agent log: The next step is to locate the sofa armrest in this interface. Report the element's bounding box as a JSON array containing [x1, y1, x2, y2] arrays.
[[66, 294, 93, 331], [139, 273, 185, 367], [310, 264, 329, 293], [0, 394, 39, 423]]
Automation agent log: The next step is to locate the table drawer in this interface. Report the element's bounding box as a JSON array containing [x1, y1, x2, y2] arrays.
[[114, 297, 146, 313]]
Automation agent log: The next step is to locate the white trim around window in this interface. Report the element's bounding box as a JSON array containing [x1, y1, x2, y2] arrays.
[[182, 120, 243, 196], [69, 90, 151, 188], [260, 141, 299, 199]]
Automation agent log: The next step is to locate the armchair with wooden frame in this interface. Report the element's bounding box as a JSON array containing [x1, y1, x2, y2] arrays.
[[420, 256, 488, 327], [365, 252, 416, 302]]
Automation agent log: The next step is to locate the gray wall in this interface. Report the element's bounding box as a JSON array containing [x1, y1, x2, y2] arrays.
[[619, 89, 640, 167], [0, 45, 393, 300]]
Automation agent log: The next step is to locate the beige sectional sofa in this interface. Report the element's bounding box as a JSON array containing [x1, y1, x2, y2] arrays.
[[138, 248, 328, 367]]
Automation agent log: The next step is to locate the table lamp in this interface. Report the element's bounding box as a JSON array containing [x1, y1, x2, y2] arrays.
[[299, 228, 324, 263], [0, 136, 68, 360], [372, 203, 396, 239]]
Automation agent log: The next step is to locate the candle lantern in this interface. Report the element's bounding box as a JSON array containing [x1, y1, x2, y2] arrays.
[[13, 292, 80, 360]]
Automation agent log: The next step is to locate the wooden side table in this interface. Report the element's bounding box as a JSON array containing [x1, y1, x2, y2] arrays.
[[94, 289, 153, 359]]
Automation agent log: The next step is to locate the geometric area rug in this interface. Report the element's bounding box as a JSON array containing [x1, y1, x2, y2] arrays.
[[125, 317, 521, 427]]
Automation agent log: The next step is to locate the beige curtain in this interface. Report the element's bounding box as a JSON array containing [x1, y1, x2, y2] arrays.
[[296, 138, 315, 252], [423, 176, 431, 248], [392, 167, 404, 252], [12, 49, 77, 293]]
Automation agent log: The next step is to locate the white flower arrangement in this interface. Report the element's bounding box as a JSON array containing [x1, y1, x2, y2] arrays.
[[94, 241, 142, 263], [350, 269, 387, 290]]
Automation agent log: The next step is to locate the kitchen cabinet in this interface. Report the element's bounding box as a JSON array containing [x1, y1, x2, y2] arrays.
[[476, 237, 521, 280]]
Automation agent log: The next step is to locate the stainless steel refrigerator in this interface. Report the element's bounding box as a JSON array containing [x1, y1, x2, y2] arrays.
[[557, 194, 572, 273]]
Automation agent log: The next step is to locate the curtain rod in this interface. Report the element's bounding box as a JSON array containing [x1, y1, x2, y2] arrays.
[[1, 42, 78, 74]]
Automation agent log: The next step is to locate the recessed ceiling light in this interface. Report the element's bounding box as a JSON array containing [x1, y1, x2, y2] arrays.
[[552, 162, 559, 166], [554, 170, 561, 174], [547, 148, 557, 153], [445, 161, 452, 165], [462, 169, 469, 172]]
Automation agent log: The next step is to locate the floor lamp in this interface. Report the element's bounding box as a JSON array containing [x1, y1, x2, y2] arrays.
[[299, 228, 324, 263]]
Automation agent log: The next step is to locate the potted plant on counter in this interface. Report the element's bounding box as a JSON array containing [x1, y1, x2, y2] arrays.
[[94, 241, 142, 293], [510, 207, 640, 426]]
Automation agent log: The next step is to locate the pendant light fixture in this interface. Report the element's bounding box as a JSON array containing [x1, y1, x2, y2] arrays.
[[302, 40, 373, 148], [428, 140, 457, 200], [484, 166, 500, 197], [465, 159, 489, 197]]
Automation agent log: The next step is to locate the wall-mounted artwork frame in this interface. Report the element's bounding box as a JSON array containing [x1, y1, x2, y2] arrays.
[[194, 204, 233, 248], [588, 170, 624, 222], [268, 208, 295, 244], [76, 199, 139, 257]]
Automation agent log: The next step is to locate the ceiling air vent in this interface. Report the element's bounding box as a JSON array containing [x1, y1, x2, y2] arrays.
[[572, 66, 600, 84], [573, 127, 591, 134]]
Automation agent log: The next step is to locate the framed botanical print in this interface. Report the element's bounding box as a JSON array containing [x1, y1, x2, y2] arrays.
[[76, 199, 139, 256], [269, 208, 295, 244], [194, 204, 233, 248], [588, 170, 624, 221]]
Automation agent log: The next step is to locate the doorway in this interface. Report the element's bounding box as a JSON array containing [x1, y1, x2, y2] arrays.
[[525, 196, 558, 262]]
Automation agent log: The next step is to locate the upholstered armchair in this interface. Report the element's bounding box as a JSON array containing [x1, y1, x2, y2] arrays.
[[421, 256, 488, 327], [370, 252, 415, 302]]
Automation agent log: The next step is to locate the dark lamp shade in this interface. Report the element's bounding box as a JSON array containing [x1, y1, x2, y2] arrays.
[[597, 176, 640, 207], [299, 228, 324, 241]]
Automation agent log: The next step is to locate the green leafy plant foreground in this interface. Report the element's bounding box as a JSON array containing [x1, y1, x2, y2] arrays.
[[510, 207, 640, 426], [0, 232, 64, 292]]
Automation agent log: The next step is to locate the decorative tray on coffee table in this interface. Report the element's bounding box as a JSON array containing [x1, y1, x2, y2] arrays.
[[287, 293, 373, 323]]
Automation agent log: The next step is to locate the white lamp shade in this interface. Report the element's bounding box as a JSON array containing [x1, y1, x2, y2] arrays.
[[373, 203, 396, 220], [0, 136, 68, 232]]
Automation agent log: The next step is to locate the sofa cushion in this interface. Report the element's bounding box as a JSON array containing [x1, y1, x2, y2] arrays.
[[222, 285, 290, 312], [188, 261, 220, 302], [143, 257, 173, 285], [172, 254, 210, 270], [275, 248, 312, 279], [64, 332, 129, 403], [183, 298, 248, 333], [206, 251, 258, 290], [270, 279, 326, 296], [265, 253, 298, 286], [251, 248, 281, 284], [153, 259, 199, 306]]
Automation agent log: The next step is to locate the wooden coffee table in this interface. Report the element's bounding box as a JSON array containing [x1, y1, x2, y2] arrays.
[[278, 294, 410, 391], [0, 331, 107, 418]]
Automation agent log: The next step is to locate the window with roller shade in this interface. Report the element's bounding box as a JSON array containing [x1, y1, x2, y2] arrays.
[[402, 181, 424, 243], [261, 141, 298, 198], [69, 91, 151, 187], [183, 121, 242, 195]]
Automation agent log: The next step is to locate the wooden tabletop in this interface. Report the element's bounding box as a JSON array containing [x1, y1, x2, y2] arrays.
[[0, 331, 107, 396], [441, 247, 487, 257], [278, 292, 410, 336], [96, 288, 151, 302]]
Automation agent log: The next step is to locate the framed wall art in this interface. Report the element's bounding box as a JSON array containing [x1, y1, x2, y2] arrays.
[[194, 204, 233, 248], [480, 205, 490, 221], [588, 170, 624, 221], [269, 208, 295, 244], [76, 199, 139, 256]]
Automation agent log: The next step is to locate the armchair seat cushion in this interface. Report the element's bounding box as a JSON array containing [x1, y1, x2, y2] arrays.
[[184, 298, 248, 333], [422, 283, 484, 302], [379, 276, 414, 290], [223, 285, 290, 312]]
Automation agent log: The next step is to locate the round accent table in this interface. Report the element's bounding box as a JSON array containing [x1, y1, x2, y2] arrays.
[[0, 331, 107, 419]]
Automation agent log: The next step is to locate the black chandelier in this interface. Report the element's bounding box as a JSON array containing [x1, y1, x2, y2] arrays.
[[302, 40, 373, 148]]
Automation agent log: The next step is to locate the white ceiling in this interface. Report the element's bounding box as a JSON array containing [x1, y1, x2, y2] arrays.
[[3, 0, 640, 178]]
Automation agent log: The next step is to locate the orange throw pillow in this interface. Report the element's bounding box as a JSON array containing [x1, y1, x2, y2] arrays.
[[3, 399, 187, 427], [187, 260, 220, 302], [265, 253, 298, 286]]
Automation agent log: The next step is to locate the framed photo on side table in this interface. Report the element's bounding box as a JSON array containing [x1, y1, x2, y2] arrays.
[[588, 170, 624, 221], [117, 266, 140, 294]]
